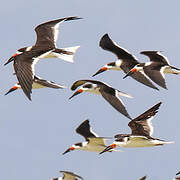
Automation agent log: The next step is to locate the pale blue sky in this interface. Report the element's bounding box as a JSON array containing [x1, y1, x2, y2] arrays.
[[1, 0, 180, 179]]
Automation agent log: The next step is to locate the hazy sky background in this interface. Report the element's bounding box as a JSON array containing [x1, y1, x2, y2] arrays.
[[1, 0, 180, 179]]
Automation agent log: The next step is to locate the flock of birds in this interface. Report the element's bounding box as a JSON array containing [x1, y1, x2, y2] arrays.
[[4, 16, 180, 179]]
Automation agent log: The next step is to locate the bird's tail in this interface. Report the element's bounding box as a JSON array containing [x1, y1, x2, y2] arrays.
[[163, 141, 174, 144], [52, 46, 80, 63], [169, 66, 180, 74], [155, 140, 174, 145], [117, 90, 133, 98]]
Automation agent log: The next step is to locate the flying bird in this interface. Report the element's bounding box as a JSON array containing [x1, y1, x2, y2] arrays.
[[63, 119, 121, 154], [92, 34, 158, 90], [51, 170, 83, 180], [4, 16, 81, 100], [123, 51, 180, 89], [69, 79, 132, 119], [5, 75, 66, 96], [100, 102, 174, 154]]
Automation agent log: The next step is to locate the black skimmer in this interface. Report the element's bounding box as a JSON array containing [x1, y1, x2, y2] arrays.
[[63, 119, 121, 154], [5, 16, 81, 65], [92, 34, 158, 90], [4, 16, 81, 100], [51, 171, 83, 180], [140, 176, 146, 180], [5, 75, 66, 96], [69, 79, 132, 119], [100, 102, 174, 154], [123, 51, 180, 89]]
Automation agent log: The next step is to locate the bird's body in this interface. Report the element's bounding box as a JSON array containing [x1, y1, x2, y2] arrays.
[[5, 75, 66, 96], [112, 135, 172, 148], [93, 34, 158, 90], [100, 102, 174, 154], [52, 171, 83, 180], [69, 79, 132, 119], [67, 139, 107, 153], [5, 16, 81, 100], [124, 51, 180, 89], [62, 120, 120, 154]]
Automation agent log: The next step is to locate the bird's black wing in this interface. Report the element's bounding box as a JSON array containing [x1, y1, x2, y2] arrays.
[[100, 86, 132, 119], [128, 102, 161, 137], [76, 120, 97, 140], [139, 176, 147, 180], [143, 64, 167, 89], [13, 58, 34, 100], [35, 16, 81, 48], [140, 51, 169, 64], [99, 34, 138, 64], [60, 171, 84, 180]]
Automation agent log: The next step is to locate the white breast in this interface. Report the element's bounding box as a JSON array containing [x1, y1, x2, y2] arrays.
[[80, 143, 106, 152], [86, 87, 101, 95], [32, 82, 46, 89]]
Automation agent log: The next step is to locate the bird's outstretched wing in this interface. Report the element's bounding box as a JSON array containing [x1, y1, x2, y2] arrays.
[[128, 102, 162, 137]]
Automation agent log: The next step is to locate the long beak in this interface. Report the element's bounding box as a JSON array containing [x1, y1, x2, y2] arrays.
[[62, 148, 71, 155], [4, 56, 15, 66], [69, 89, 83, 99], [92, 67, 107, 77], [99, 144, 116, 155], [4, 86, 19, 95], [123, 70, 135, 79], [62, 146, 75, 155]]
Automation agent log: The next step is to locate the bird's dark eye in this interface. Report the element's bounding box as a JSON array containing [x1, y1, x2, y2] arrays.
[[116, 138, 124, 142], [18, 47, 27, 52], [107, 62, 115, 66], [137, 63, 144, 67], [75, 142, 82, 147], [53, 178, 58, 180], [83, 84, 92, 88]]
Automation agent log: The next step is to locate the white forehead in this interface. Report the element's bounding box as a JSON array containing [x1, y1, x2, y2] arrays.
[[26, 46, 33, 51], [16, 51, 23, 55], [144, 61, 153, 66]]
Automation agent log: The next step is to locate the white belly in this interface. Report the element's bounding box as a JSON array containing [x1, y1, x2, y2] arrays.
[[86, 88, 101, 95], [116, 137, 169, 148], [42, 52, 57, 58], [113, 67, 122, 71], [80, 144, 106, 152], [32, 82, 46, 89]]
